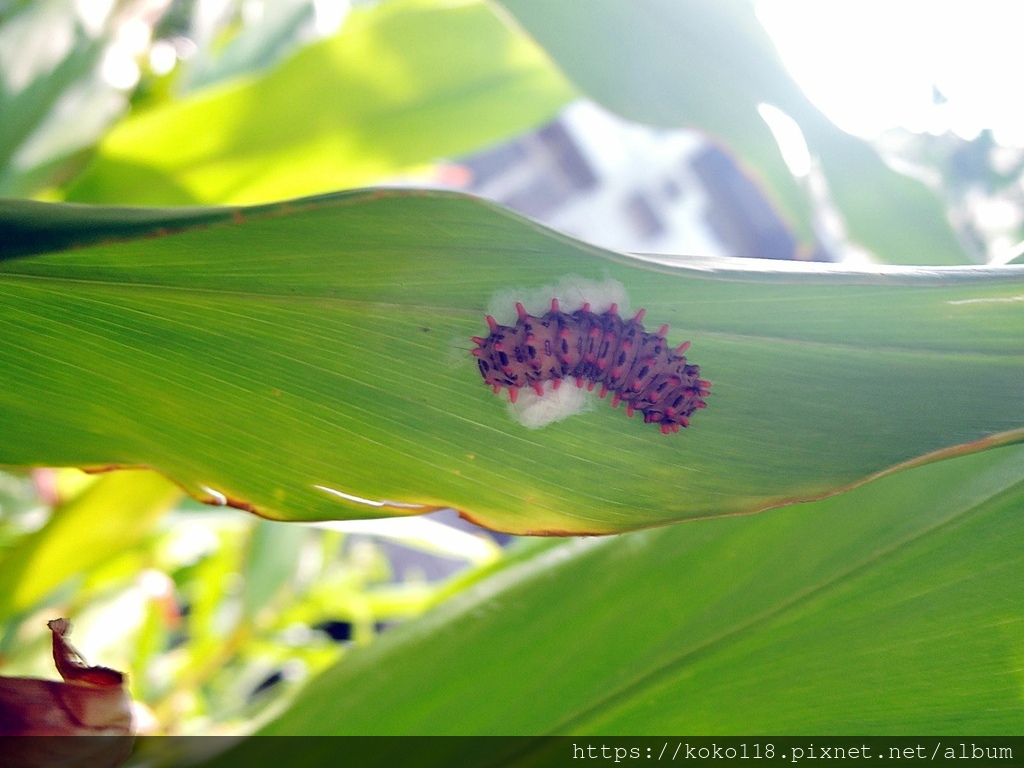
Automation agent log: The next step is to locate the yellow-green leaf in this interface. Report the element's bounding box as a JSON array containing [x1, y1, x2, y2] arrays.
[[65, 0, 576, 205]]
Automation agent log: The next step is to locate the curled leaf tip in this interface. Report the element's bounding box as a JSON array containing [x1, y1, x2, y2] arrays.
[[48, 617, 125, 688], [0, 618, 133, 748]]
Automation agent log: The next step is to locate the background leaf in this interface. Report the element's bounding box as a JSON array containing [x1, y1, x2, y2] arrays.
[[0, 469, 181, 621], [496, 0, 971, 265], [1, 190, 1021, 534], [0, 1, 117, 197], [253, 442, 1024, 735], [62, 0, 576, 206]]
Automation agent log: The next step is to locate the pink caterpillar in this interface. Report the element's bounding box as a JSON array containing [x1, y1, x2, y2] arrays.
[[472, 300, 709, 434]]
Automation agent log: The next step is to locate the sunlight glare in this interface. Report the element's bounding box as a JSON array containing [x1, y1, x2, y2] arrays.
[[755, 1, 1024, 145], [758, 103, 812, 177]]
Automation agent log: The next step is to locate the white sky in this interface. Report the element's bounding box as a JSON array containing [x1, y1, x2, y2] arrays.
[[755, 1, 1024, 145]]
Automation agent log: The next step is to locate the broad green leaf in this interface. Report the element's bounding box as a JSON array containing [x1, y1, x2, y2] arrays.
[[1, 190, 1021, 534], [496, 0, 969, 265], [63, 0, 576, 206], [0, 469, 182, 621], [253, 443, 1024, 735]]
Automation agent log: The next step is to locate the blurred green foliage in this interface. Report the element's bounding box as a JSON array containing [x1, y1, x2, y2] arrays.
[[63, 0, 575, 205], [1, 0, 1022, 740], [0, 467, 498, 733]]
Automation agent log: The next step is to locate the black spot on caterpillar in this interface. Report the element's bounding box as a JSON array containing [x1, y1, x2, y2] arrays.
[[472, 300, 709, 434]]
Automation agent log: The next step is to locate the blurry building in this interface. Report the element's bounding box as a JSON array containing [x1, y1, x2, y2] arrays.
[[445, 100, 825, 261]]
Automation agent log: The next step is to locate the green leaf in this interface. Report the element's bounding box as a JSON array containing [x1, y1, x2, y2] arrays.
[[0, 469, 182, 621], [0, 197, 241, 259], [179, 0, 317, 91], [496, 0, 970, 265], [1, 190, 1021, 534], [241, 519, 308, 621], [63, 0, 576, 206], [799, 123, 973, 267], [254, 443, 1024, 734], [0, 2, 113, 197]]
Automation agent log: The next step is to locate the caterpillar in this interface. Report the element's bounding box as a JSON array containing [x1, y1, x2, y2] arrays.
[[472, 300, 709, 434]]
